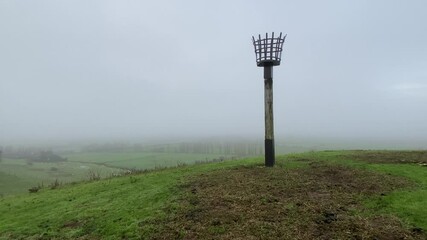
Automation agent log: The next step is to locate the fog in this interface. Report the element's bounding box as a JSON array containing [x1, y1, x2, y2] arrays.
[[1, 1, 427, 147]]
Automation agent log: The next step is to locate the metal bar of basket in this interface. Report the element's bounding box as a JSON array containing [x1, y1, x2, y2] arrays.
[[260, 34, 262, 61], [270, 32, 274, 60]]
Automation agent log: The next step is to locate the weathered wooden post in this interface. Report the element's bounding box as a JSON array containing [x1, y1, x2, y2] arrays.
[[252, 32, 286, 167]]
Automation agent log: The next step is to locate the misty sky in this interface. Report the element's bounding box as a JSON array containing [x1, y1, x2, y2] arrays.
[[1, 0, 426, 143]]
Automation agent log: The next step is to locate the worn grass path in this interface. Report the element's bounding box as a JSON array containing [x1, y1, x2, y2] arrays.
[[0, 150, 426, 239]]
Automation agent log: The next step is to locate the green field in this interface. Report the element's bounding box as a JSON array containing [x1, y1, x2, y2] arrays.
[[0, 158, 122, 196], [64, 151, 231, 169], [0, 151, 232, 196], [0, 150, 426, 239]]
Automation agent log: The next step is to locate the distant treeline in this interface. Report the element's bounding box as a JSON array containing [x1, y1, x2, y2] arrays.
[[81, 141, 264, 156], [0, 146, 67, 163]]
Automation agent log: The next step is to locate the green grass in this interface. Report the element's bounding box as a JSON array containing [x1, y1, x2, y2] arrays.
[[299, 150, 427, 230], [0, 171, 29, 196], [65, 151, 233, 169], [0, 151, 233, 196], [363, 164, 427, 229], [0, 156, 262, 239], [0, 158, 122, 196], [0, 151, 426, 239]]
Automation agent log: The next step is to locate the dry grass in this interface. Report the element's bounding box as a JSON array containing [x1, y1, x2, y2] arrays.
[[343, 150, 427, 164], [145, 162, 424, 239]]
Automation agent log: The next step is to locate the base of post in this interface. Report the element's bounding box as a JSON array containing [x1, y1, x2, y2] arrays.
[[265, 139, 275, 167]]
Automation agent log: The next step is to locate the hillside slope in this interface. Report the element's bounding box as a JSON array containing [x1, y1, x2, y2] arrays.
[[1, 151, 426, 239]]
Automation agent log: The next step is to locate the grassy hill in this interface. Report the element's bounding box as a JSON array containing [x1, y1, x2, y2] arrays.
[[0, 150, 426, 239], [0, 152, 231, 196]]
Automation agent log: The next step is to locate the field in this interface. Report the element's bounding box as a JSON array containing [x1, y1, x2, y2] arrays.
[[0, 150, 426, 239], [0, 151, 231, 196], [64, 151, 232, 169], [0, 158, 122, 196], [1, 137, 384, 197]]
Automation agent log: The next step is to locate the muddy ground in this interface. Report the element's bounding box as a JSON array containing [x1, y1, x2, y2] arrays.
[[145, 161, 425, 239]]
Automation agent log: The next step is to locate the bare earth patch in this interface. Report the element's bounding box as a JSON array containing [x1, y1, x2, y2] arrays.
[[145, 162, 424, 239], [343, 150, 427, 164]]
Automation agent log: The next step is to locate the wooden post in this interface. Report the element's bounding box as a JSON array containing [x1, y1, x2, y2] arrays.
[[264, 65, 275, 167], [252, 32, 286, 167]]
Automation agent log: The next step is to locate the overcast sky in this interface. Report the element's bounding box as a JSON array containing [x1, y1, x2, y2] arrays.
[[1, 0, 426, 144]]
